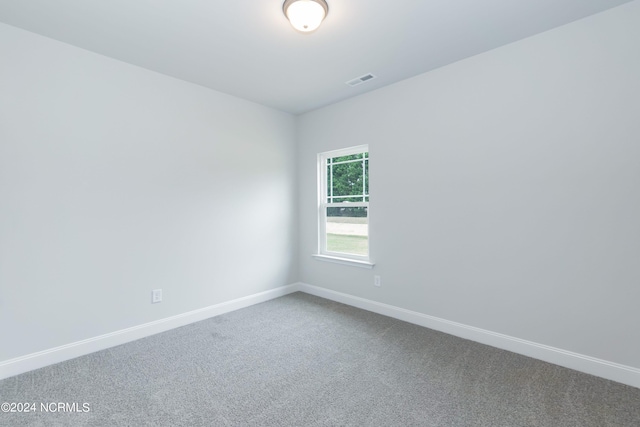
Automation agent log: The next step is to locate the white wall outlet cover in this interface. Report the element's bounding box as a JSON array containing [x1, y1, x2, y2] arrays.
[[374, 276, 381, 287], [152, 289, 163, 303]]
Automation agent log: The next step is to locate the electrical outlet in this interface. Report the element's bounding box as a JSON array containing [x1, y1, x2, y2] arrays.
[[374, 275, 381, 287], [152, 289, 162, 303]]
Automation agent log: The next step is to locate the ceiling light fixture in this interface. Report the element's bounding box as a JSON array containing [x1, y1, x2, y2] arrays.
[[283, 0, 329, 33]]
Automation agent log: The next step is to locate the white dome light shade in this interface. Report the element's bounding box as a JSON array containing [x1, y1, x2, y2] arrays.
[[283, 0, 328, 32]]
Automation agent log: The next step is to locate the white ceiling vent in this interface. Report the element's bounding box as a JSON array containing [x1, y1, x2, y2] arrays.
[[346, 73, 377, 87]]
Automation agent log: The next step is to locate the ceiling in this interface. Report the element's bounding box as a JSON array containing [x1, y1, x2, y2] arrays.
[[0, 0, 632, 114]]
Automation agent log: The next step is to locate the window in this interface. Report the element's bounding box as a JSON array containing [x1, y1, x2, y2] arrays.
[[316, 145, 372, 266]]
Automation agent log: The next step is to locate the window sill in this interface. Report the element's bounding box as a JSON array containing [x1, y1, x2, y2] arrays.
[[312, 254, 375, 269]]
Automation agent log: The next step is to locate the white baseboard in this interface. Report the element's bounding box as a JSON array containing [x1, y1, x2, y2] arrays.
[[4, 282, 639, 390], [0, 284, 299, 381], [298, 283, 640, 390]]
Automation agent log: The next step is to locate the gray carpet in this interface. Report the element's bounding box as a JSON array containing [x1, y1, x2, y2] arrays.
[[0, 292, 638, 426]]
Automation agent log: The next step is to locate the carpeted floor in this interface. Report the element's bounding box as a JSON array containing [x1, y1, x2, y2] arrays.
[[1, 292, 638, 426]]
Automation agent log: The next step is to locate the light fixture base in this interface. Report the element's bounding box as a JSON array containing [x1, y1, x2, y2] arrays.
[[283, 0, 329, 32]]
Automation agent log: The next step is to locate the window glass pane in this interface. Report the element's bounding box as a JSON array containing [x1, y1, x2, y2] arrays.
[[326, 164, 331, 202], [332, 154, 363, 163], [364, 158, 369, 196], [331, 161, 364, 198], [326, 206, 368, 256]]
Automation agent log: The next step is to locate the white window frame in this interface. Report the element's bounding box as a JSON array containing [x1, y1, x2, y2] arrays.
[[314, 145, 373, 268]]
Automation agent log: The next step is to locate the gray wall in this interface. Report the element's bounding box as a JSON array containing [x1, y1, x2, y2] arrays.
[[298, 2, 640, 368], [0, 23, 298, 361]]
